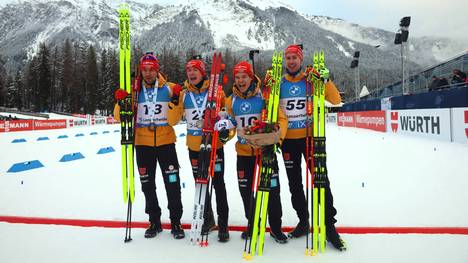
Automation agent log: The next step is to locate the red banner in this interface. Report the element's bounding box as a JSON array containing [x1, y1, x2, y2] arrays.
[[106, 117, 119, 124], [0, 120, 34, 132], [355, 111, 387, 132], [337, 112, 355, 127], [33, 120, 67, 130]]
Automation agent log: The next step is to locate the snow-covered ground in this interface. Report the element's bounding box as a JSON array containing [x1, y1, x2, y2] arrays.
[[1, 124, 468, 262]]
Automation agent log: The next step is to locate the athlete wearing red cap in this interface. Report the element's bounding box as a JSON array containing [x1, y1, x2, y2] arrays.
[[168, 58, 230, 243], [113, 52, 185, 240], [219, 61, 289, 243], [278, 45, 346, 250]]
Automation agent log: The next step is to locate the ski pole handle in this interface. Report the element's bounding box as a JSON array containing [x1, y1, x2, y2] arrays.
[[249, 50, 260, 76]]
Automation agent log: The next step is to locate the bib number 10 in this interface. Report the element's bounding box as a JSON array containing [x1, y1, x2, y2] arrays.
[[239, 116, 257, 127]]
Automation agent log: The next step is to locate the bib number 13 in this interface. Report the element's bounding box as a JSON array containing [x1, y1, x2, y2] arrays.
[[144, 104, 163, 115]]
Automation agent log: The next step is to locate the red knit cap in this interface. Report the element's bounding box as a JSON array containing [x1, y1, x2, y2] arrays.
[[139, 53, 159, 71], [233, 61, 254, 79], [285, 44, 304, 61], [185, 60, 206, 77]]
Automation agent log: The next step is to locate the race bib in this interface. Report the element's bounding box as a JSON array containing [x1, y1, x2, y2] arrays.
[[136, 102, 169, 126]]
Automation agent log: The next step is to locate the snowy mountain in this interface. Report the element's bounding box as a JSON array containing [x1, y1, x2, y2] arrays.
[[0, 0, 466, 74]]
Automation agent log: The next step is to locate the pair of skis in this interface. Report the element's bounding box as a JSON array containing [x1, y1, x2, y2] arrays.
[[305, 51, 328, 255], [244, 51, 283, 259], [118, 4, 135, 243], [189, 53, 225, 246]]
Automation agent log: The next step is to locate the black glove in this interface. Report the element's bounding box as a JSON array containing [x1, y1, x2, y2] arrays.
[[219, 128, 229, 143]]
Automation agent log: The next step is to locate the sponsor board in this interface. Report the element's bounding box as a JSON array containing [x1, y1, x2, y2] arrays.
[[337, 112, 355, 127], [326, 113, 337, 125], [451, 107, 468, 144], [33, 120, 67, 130], [0, 120, 33, 132], [386, 109, 451, 141], [94, 118, 107, 125], [106, 117, 119, 124], [355, 111, 386, 132]]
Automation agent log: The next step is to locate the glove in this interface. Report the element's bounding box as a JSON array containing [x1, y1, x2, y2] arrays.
[[319, 67, 330, 80], [305, 66, 330, 82], [263, 69, 275, 89], [219, 129, 230, 143], [305, 66, 320, 82], [171, 84, 183, 105], [214, 119, 235, 131], [215, 111, 235, 143], [114, 89, 129, 101]]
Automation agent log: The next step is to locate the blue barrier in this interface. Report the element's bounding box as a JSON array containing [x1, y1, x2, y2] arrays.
[[75, 133, 85, 137], [11, 139, 27, 143], [7, 160, 44, 173], [37, 137, 50, 141], [59, 152, 85, 162], [97, 147, 115, 154], [103, 131, 110, 134], [58, 135, 68, 139], [179, 133, 186, 137], [391, 86, 468, 110], [90, 132, 98, 135]]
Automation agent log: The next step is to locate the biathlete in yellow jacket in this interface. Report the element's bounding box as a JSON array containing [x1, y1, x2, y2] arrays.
[[167, 58, 230, 243], [220, 61, 289, 243], [279, 45, 345, 250], [113, 53, 185, 240]]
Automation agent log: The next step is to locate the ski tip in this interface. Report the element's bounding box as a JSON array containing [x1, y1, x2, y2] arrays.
[[244, 254, 253, 261]]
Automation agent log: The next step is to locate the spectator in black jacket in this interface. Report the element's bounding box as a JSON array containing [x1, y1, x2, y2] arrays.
[[451, 69, 467, 85]]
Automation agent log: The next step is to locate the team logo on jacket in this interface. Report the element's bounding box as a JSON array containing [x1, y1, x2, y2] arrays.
[[195, 96, 204, 106], [240, 102, 252, 113], [289, 85, 301, 96]]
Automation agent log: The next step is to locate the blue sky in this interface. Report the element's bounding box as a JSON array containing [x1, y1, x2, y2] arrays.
[[1, 0, 467, 42]]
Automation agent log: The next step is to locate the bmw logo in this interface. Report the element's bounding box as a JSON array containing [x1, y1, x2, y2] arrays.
[[196, 96, 204, 105], [289, 86, 301, 96], [240, 102, 252, 113]]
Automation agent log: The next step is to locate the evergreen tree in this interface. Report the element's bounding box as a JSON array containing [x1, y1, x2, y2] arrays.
[[14, 70, 24, 110], [85, 45, 98, 114], [24, 57, 38, 111], [6, 73, 21, 109], [36, 42, 51, 112], [0, 56, 6, 107], [0, 73, 5, 107], [50, 46, 59, 111], [59, 39, 74, 112], [108, 49, 119, 112]]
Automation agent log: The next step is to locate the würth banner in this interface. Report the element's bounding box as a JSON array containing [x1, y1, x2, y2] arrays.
[[386, 109, 451, 141], [451, 107, 468, 144]]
